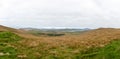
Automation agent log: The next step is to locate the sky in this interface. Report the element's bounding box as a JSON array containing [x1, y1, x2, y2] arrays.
[[0, 0, 120, 29]]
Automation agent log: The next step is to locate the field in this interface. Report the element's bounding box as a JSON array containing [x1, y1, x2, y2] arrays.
[[0, 25, 120, 59]]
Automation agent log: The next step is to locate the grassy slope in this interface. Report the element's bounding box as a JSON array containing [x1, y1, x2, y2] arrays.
[[0, 26, 120, 59], [79, 40, 120, 59], [1, 31, 120, 59]]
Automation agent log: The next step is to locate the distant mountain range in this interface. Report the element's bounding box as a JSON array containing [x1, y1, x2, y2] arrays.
[[20, 28, 92, 32]]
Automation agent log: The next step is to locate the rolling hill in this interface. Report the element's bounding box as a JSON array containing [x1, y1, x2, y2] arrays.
[[0, 25, 120, 59]]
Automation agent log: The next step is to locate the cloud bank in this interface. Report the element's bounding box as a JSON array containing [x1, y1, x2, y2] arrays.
[[0, 0, 120, 28]]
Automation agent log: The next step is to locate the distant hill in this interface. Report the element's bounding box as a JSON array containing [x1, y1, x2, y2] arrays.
[[20, 28, 91, 32], [20, 28, 91, 36]]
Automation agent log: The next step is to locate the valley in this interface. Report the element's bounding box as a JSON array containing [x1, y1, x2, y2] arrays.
[[0, 25, 120, 59]]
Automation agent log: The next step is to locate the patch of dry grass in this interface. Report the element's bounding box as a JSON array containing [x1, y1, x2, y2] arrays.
[[15, 28, 120, 58]]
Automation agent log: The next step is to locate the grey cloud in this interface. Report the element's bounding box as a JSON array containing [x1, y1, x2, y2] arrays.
[[0, 0, 120, 28]]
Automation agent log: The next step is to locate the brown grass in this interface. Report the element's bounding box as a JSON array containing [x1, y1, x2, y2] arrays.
[[19, 28, 120, 50], [1, 25, 120, 49]]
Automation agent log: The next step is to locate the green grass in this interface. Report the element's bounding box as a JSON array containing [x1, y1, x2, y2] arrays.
[[0, 31, 21, 59], [0, 31, 21, 42]]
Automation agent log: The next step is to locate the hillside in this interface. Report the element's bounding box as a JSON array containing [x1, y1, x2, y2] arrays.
[[0, 25, 40, 39], [0, 25, 120, 59]]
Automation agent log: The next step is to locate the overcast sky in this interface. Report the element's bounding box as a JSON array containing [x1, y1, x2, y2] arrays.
[[0, 0, 120, 28]]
